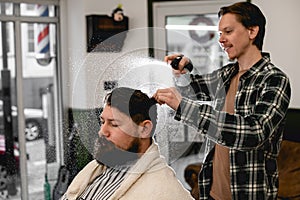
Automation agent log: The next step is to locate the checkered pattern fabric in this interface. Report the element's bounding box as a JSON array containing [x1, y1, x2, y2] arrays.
[[175, 53, 291, 200]]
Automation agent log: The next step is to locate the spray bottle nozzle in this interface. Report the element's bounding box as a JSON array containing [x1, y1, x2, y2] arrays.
[[170, 56, 182, 70]]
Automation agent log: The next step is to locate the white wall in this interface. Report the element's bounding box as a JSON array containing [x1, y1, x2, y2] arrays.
[[61, 0, 148, 109], [252, 0, 300, 108], [62, 0, 300, 108]]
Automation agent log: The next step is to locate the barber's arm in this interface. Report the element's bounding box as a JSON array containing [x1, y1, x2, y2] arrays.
[[177, 73, 291, 151]]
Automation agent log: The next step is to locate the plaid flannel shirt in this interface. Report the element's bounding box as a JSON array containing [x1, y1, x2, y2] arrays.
[[175, 53, 291, 200]]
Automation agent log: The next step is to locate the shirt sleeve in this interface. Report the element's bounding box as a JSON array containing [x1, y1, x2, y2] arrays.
[[175, 69, 291, 151]]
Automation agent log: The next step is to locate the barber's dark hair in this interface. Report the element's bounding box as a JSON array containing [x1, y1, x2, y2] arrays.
[[218, 2, 266, 50], [104, 87, 158, 136]]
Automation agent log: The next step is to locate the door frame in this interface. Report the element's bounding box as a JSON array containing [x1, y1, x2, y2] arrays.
[[0, 1, 62, 199]]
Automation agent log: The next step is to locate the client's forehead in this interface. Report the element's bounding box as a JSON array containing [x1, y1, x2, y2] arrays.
[[101, 105, 131, 121]]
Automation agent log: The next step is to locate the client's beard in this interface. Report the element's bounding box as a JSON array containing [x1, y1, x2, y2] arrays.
[[93, 136, 140, 168]]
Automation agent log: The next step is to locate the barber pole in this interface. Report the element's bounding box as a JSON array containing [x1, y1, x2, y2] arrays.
[[36, 5, 51, 66]]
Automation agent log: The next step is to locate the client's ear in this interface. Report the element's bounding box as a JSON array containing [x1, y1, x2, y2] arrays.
[[139, 120, 153, 139]]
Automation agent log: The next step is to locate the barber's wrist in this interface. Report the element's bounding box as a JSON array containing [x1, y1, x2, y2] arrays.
[[183, 60, 193, 72]]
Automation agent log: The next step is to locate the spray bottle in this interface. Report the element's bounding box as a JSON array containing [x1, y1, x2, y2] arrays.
[[170, 55, 193, 87]]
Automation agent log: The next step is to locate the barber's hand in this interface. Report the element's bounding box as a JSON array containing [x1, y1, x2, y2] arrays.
[[164, 54, 191, 75], [153, 87, 182, 110]]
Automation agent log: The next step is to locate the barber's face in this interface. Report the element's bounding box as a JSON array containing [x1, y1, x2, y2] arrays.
[[218, 13, 253, 61], [95, 105, 141, 166]]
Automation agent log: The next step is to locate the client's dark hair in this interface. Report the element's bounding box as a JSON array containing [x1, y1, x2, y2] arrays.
[[104, 87, 158, 136]]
